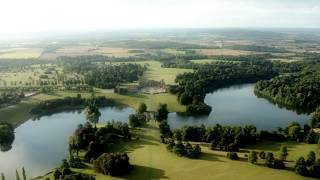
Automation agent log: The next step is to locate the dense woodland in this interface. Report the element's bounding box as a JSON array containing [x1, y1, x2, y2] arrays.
[[255, 64, 320, 113], [226, 45, 288, 53], [63, 60, 146, 89], [30, 95, 116, 115]]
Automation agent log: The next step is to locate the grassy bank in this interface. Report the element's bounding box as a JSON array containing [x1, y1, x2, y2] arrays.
[[0, 89, 185, 127]]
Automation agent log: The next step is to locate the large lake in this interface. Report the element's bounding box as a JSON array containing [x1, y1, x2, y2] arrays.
[[168, 84, 309, 130], [0, 83, 309, 179], [0, 106, 134, 179]]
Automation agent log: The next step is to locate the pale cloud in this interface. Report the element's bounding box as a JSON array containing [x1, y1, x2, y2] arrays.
[[0, 0, 319, 35]]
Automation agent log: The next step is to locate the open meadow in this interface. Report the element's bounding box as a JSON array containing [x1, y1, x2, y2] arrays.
[[112, 61, 193, 85]]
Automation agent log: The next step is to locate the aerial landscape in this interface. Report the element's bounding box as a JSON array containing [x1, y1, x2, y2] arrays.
[[0, 0, 320, 180]]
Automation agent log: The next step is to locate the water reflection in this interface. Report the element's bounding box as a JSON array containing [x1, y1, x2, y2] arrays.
[[0, 141, 14, 152], [0, 123, 15, 152], [168, 84, 309, 130]]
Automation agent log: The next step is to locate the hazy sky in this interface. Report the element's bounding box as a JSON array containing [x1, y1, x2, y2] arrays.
[[0, 0, 319, 34]]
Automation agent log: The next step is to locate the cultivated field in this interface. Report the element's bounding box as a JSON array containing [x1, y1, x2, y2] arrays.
[[40, 45, 142, 60], [0, 48, 43, 59], [197, 48, 253, 56]]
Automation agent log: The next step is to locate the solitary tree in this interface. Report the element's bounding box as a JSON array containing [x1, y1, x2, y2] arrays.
[[248, 151, 258, 164], [1, 173, 5, 180], [85, 101, 101, 127], [156, 103, 169, 122], [173, 129, 182, 141], [305, 130, 316, 144], [295, 156, 308, 176], [138, 103, 147, 114], [306, 151, 316, 166], [288, 123, 301, 141], [22, 167, 26, 180], [259, 151, 266, 159], [129, 114, 140, 128], [68, 136, 80, 157], [310, 107, 320, 128], [15, 170, 20, 180], [265, 152, 275, 167], [279, 145, 288, 160]]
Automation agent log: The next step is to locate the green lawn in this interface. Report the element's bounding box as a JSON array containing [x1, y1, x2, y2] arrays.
[[112, 60, 193, 85], [101, 90, 186, 112], [0, 101, 35, 127], [141, 61, 193, 85], [246, 141, 320, 164], [36, 122, 316, 180]]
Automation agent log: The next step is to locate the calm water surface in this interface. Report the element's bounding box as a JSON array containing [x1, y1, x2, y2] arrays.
[[168, 84, 309, 130]]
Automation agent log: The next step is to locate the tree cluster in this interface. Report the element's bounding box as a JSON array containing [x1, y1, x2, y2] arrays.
[[129, 103, 148, 128], [166, 140, 202, 159], [70, 121, 131, 163], [294, 151, 320, 178], [155, 103, 169, 122], [53, 160, 95, 180], [249, 151, 285, 169], [129, 113, 146, 128], [179, 124, 258, 151], [226, 152, 239, 160], [0, 122, 15, 152], [30, 95, 114, 115], [93, 153, 131, 176], [0, 91, 24, 108]]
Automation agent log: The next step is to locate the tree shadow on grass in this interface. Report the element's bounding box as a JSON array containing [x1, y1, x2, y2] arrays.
[[138, 132, 160, 142], [246, 141, 303, 152], [110, 138, 159, 154], [125, 93, 148, 98], [120, 165, 168, 180], [200, 152, 224, 162]]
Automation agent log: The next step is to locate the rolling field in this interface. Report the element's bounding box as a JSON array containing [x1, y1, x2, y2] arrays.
[[101, 89, 186, 112], [141, 61, 192, 85], [114, 61, 193, 85], [246, 141, 320, 164], [0, 48, 43, 59], [36, 123, 317, 180]]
